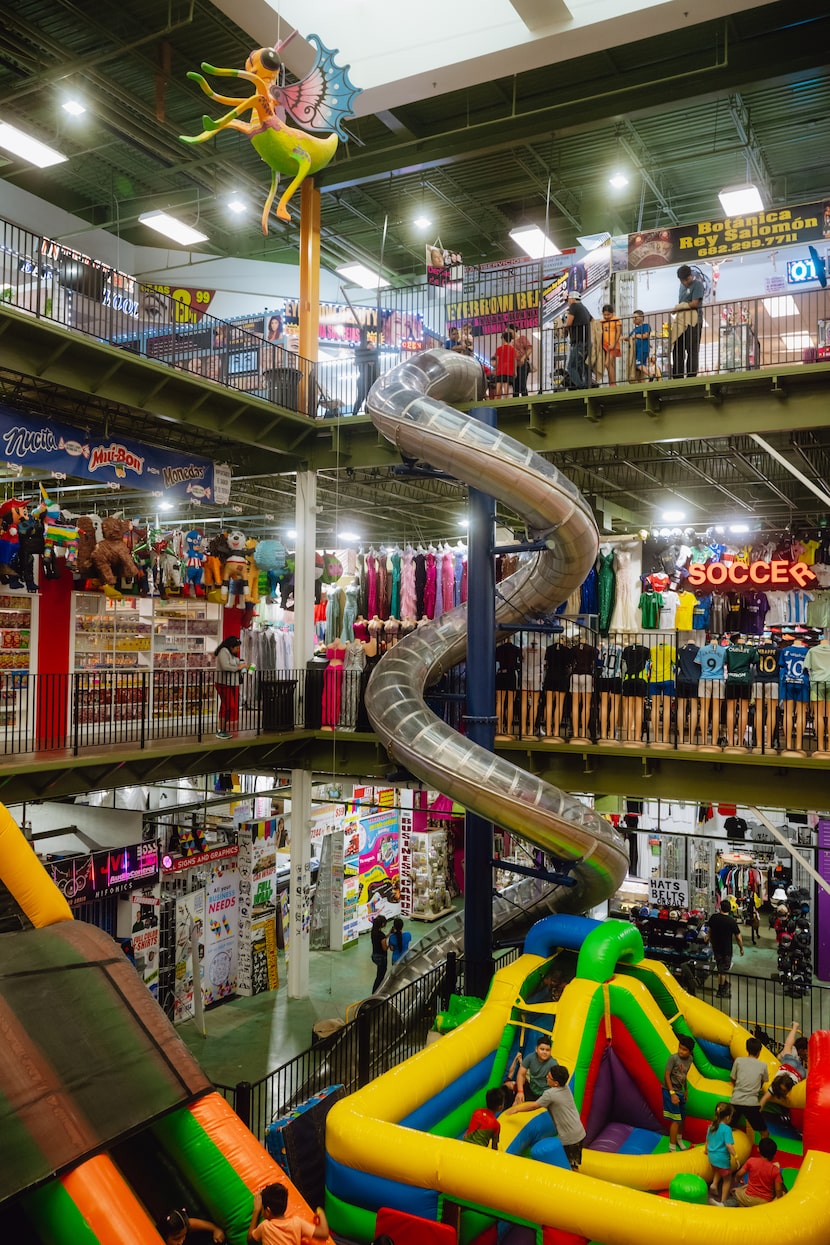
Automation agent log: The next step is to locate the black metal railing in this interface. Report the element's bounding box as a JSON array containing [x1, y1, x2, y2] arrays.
[[4, 214, 830, 420]]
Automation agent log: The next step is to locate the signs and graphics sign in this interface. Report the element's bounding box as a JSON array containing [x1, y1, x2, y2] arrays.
[[687, 561, 817, 589], [162, 845, 239, 873], [649, 876, 689, 908], [446, 291, 539, 335], [627, 199, 829, 269], [237, 818, 277, 996], [48, 842, 159, 905]]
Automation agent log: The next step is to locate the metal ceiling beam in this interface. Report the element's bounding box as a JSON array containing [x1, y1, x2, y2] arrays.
[[727, 93, 774, 203], [615, 122, 678, 225]]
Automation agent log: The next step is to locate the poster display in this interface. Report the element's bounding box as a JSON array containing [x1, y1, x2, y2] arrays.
[[357, 808, 401, 930], [204, 859, 239, 1004], [426, 244, 463, 287], [236, 817, 278, 996], [130, 891, 159, 998], [173, 889, 205, 1024]]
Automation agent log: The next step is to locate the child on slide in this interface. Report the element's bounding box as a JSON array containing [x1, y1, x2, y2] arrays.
[[704, 1101, 738, 1204]]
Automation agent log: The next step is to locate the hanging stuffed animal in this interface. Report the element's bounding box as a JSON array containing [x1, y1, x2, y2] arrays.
[[0, 498, 28, 589], [183, 529, 206, 597], [222, 529, 250, 608], [204, 531, 231, 591], [90, 515, 141, 599], [244, 537, 260, 604], [34, 488, 79, 575], [254, 538, 286, 602]]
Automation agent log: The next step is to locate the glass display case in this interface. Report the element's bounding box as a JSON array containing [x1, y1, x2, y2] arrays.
[[0, 593, 35, 736], [408, 825, 454, 921], [152, 600, 222, 719], [74, 594, 153, 671]]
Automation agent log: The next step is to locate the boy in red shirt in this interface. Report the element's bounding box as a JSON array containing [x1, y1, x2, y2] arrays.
[[463, 1086, 503, 1149], [494, 331, 516, 397], [729, 1137, 785, 1206]]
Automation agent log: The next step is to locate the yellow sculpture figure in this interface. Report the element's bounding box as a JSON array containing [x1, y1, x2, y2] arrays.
[[181, 34, 360, 234]]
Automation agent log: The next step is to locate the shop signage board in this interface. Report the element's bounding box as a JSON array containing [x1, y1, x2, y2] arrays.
[[687, 560, 817, 589], [627, 198, 829, 269], [237, 817, 278, 996], [649, 876, 689, 908], [0, 404, 226, 503], [130, 892, 160, 998], [143, 283, 216, 322], [49, 841, 159, 905], [283, 299, 423, 350], [162, 844, 239, 872], [203, 860, 239, 1004], [426, 244, 463, 288], [357, 808, 401, 931]]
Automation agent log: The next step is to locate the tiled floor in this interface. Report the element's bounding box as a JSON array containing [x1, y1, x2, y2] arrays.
[[177, 910, 823, 1089]]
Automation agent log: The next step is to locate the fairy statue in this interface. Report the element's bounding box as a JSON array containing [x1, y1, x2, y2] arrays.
[[181, 33, 360, 234]]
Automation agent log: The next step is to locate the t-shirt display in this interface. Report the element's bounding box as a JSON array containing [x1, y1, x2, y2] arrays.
[[779, 644, 809, 688], [696, 644, 726, 680], [676, 643, 701, 684], [658, 590, 679, 629], [649, 643, 676, 682], [692, 595, 712, 630], [804, 644, 830, 693], [753, 641, 780, 684], [674, 591, 697, 630], [724, 644, 755, 684], [639, 591, 663, 629]]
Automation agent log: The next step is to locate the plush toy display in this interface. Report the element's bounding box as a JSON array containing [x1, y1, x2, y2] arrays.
[[204, 531, 231, 591], [74, 515, 98, 578], [35, 489, 79, 575], [222, 529, 250, 609], [16, 514, 47, 592], [90, 516, 141, 599], [183, 529, 206, 597]]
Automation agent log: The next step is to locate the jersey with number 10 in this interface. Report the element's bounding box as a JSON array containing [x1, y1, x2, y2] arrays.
[[779, 644, 809, 687]]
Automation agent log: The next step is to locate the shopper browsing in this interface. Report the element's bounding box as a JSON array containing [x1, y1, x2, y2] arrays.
[[213, 636, 244, 739]]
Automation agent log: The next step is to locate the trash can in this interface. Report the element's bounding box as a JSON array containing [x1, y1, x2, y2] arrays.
[[264, 366, 302, 410], [304, 657, 327, 728], [259, 677, 296, 731]]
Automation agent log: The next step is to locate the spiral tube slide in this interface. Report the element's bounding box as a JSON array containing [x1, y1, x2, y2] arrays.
[[0, 801, 72, 928], [365, 350, 629, 920], [326, 919, 830, 1245]]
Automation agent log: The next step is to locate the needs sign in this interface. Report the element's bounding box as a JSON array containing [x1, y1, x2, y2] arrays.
[[649, 876, 689, 908], [687, 560, 817, 589]]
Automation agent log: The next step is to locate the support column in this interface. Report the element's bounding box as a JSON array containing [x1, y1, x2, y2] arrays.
[[463, 405, 497, 1000], [293, 470, 316, 673], [299, 181, 321, 416], [287, 766, 313, 998]]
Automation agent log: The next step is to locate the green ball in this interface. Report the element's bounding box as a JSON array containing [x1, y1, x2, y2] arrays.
[[669, 1173, 708, 1204]]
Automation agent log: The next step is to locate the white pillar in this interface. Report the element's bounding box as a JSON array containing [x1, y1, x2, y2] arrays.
[[288, 765, 313, 998], [293, 469, 316, 671]]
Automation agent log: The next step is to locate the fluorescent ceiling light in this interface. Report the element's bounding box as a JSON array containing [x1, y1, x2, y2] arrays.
[[413, 215, 431, 229], [781, 332, 814, 349], [458, 519, 469, 530], [729, 524, 750, 533], [509, 225, 560, 259], [62, 100, 86, 117], [227, 197, 246, 215], [718, 183, 764, 215], [762, 295, 798, 318], [0, 121, 67, 168], [338, 531, 360, 542], [576, 231, 611, 252], [337, 262, 388, 289], [138, 210, 208, 246], [662, 509, 686, 522], [158, 502, 173, 512], [609, 174, 629, 189], [286, 529, 297, 540]]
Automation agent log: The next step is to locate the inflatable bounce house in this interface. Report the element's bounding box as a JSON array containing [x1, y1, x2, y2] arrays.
[[325, 913, 830, 1245], [0, 806, 322, 1244]]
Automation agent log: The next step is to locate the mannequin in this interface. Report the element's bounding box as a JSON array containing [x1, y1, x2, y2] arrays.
[[597, 640, 622, 743], [621, 638, 650, 745], [779, 636, 810, 754], [339, 635, 366, 729], [521, 636, 545, 736], [752, 635, 780, 752], [675, 641, 701, 747], [648, 640, 676, 746], [723, 632, 753, 751], [340, 576, 360, 641], [353, 615, 370, 643], [354, 627, 381, 732], [384, 616, 400, 646], [322, 638, 347, 728], [805, 637, 830, 755], [569, 637, 598, 743], [542, 639, 572, 740], [694, 638, 726, 751], [368, 615, 384, 651], [401, 616, 417, 638], [495, 636, 521, 737]]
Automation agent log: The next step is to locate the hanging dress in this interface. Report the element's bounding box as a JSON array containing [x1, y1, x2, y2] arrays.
[[414, 551, 427, 618], [339, 640, 366, 729], [424, 551, 438, 618], [580, 563, 599, 618], [610, 548, 641, 632], [400, 548, 416, 621], [441, 550, 455, 615], [356, 650, 381, 732], [366, 553, 379, 618], [377, 555, 390, 620], [340, 581, 359, 641], [322, 644, 345, 727], [433, 554, 444, 617], [454, 549, 465, 606], [390, 550, 402, 619], [597, 549, 617, 636]]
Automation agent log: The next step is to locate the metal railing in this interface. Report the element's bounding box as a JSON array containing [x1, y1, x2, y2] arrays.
[[4, 215, 830, 421]]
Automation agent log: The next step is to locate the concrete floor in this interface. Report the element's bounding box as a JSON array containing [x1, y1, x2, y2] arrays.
[[177, 909, 825, 1090]]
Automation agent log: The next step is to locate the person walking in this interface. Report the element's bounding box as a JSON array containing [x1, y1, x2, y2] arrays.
[[705, 899, 745, 996], [562, 293, 592, 389], [370, 914, 389, 992], [213, 636, 244, 739], [670, 264, 704, 378]]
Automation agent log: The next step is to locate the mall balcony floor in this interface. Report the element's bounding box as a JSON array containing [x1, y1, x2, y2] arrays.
[[175, 903, 824, 1092]]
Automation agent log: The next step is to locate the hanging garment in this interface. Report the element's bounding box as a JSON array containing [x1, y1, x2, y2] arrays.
[[454, 549, 465, 606], [433, 554, 444, 618], [424, 551, 437, 618], [610, 548, 641, 632], [377, 555, 390, 620], [401, 548, 417, 620], [366, 553, 379, 618], [340, 581, 360, 641], [390, 550, 402, 620], [441, 550, 455, 615], [580, 563, 599, 617], [597, 549, 617, 635], [338, 640, 366, 729], [414, 552, 427, 617], [322, 651, 345, 727]]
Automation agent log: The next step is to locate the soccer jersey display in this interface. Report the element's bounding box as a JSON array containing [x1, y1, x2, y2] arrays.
[[639, 590, 662, 629], [753, 641, 780, 684], [674, 591, 697, 630], [649, 644, 676, 682], [724, 644, 755, 684], [692, 595, 712, 630], [677, 643, 701, 683], [659, 590, 679, 629], [779, 644, 809, 687], [696, 643, 726, 680]]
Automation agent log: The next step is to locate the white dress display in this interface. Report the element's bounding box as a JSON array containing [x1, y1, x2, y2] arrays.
[[610, 546, 643, 632]]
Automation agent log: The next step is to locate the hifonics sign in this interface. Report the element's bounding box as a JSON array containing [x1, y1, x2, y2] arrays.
[[687, 560, 818, 589]]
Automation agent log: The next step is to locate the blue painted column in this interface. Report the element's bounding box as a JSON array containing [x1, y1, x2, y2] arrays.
[[463, 404, 497, 999]]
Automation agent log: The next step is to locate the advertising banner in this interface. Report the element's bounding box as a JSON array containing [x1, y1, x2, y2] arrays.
[[357, 808, 400, 930], [49, 841, 159, 906], [142, 283, 216, 323], [0, 404, 224, 503], [446, 290, 539, 335], [130, 891, 159, 998], [173, 889, 205, 1024], [236, 817, 277, 996], [204, 859, 239, 1004], [627, 199, 829, 269], [540, 244, 613, 327], [426, 245, 463, 288]]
